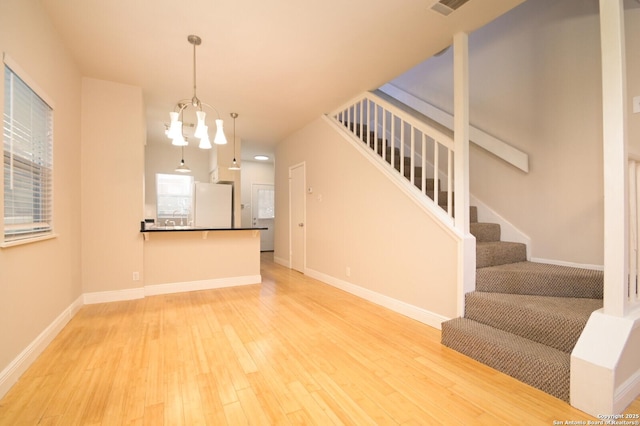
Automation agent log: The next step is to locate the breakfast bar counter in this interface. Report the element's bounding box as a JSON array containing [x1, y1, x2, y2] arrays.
[[141, 227, 264, 294]]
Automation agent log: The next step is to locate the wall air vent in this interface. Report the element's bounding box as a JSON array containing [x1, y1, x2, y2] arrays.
[[430, 0, 471, 16]]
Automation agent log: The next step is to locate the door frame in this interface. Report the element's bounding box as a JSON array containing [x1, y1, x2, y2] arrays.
[[289, 162, 306, 272]]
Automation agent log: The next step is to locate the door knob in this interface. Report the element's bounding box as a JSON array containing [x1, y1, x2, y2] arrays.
[[298, 223, 304, 227]]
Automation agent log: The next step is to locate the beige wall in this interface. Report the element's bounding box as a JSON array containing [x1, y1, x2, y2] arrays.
[[81, 78, 145, 293], [0, 0, 82, 375], [275, 117, 459, 319], [390, 0, 619, 266]]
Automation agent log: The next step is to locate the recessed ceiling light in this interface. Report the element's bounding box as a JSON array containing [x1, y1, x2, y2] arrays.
[[254, 155, 269, 161]]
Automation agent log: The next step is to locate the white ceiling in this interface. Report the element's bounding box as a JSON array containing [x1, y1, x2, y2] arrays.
[[41, 0, 523, 161]]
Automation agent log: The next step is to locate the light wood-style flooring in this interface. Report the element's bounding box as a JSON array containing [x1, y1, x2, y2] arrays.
[[1, 252, 638, 425]]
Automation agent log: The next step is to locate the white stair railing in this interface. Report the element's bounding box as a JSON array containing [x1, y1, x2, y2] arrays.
[[332, 91, 456, 220], [628, 158, 640, 311]]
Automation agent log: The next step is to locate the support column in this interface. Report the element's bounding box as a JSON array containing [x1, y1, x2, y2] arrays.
[[453, 32, 470, 234], [601, 0, 629, 317], [453, 32, 475, 316], [571, 0, 640, 416]]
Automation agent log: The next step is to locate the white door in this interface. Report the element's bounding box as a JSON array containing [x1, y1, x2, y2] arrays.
[[251, 183, 274, 251], [290, 163, 305, 273]]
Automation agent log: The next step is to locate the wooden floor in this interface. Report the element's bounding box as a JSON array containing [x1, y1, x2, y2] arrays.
[[1, 252, 638, 425]]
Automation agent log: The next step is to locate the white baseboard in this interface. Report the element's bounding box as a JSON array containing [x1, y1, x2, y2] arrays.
[[530, 257, 604, 271], [144, 275, 261, 297], [273, 256, 290, 268], [0, 295, 83, 399], [615, 368, 640, 413], [305, 268, 449, 330], [83, 287, 145, 304], [83, 275, 263, 304]]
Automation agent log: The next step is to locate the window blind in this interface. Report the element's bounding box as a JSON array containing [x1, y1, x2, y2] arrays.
[[3, 64, 53, 242], [156, 173, 193, 220]]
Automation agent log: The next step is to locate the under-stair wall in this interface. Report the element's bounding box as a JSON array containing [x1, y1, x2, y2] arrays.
[[274, 116, 464, 328]]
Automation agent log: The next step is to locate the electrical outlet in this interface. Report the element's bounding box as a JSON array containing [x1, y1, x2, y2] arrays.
[[133, 271, 140, 281], [634, 96, 640, 114], [346, 267, 351, 277]]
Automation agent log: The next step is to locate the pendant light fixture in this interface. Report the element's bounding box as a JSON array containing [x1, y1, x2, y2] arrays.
[[166, 35, 227, 149], [175, 145, 191, 173], [228, 112, 241, 170]]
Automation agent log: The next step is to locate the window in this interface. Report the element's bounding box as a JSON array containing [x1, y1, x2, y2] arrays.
[[156, 173, 193, 223], [3, 64, 53, 244], [256, 187, 274, 219]]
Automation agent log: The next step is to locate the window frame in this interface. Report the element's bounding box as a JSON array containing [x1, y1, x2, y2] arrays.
[[2, 55, 56, 247]]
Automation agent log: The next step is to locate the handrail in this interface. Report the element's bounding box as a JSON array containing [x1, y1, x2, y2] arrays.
[[378, 83, 529, 173], [330, 91, 456, 219]]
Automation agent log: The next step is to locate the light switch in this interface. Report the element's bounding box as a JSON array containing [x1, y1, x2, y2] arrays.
[[634, 96, 640, 114]]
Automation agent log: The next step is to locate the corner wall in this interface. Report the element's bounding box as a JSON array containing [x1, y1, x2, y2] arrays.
[[80, 78, 145, 294], [275, 117, 460, 325], [0, 0, 82, 397]]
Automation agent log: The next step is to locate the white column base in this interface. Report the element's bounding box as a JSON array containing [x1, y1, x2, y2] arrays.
[[571, 309, 640, 415]]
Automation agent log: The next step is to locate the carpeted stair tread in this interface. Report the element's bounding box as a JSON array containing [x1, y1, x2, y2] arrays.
[[470, 222, 501, 242], [464, 292, 602, 352], [426, 190, 453, 207], [477, 261, 604, 299], [412, 178, 439, 192], [368, 140, 396, 156], [476, 241, 527, 268], [441, 317, 570, 402]]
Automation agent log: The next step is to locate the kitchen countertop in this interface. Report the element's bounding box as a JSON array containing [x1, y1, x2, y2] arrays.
[[141, 226, 266, 232]]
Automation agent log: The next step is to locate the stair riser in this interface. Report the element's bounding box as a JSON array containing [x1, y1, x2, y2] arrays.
[[476, 243, 527, 268], [476, 265, 604, 299], [470, 223, 501, 242], [464, 293, 591, 353], [441, 319, 569, 402], [470, 206, 478, 223]]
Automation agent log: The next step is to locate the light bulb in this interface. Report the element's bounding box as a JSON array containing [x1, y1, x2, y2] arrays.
[[214, 119, 227, 145], [194, 111, 207, 139], [199, 130, 212, 149]]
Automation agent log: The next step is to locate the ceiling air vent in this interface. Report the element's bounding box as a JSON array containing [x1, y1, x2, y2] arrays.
[[430, 0, 471, 16]]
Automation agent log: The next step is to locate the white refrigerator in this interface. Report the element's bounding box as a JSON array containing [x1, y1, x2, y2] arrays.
[[193, 183, 233, 228]]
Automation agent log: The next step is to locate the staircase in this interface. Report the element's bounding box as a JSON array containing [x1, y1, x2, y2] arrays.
[[343, 119, 604, 403], [347, 122, 446, 202], [442, 209, 603, 402]]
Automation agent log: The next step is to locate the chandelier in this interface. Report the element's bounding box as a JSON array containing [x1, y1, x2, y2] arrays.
[[165, 35, 227, 149]]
